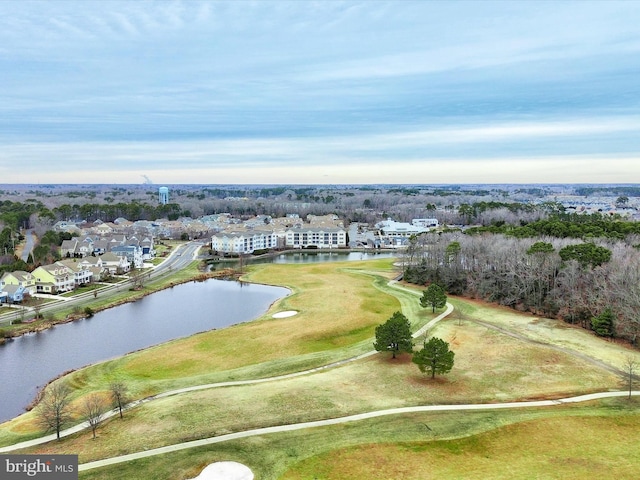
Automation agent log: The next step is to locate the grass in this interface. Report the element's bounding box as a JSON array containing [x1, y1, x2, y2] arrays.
[[8, 293, 621, 461], [447, 296, 640, 372], [2, 257, 639, 480], [280, 406, 640, 480], [0, 259, 404, 444], [73, 403, 640, 480]]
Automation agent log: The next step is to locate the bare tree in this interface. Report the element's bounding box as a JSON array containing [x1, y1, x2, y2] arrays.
[[37, 382, 73, 440], [82, 394, 108, 439], [625, 356, 638, 401], [110, 382, 128, 419]]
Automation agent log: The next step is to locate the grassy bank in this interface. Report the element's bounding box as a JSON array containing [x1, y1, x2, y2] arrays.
[[7, 281, 625, 461], [0, 259, 403, 444], [73, 403, 640, 479], [3, 258, 638, 480]]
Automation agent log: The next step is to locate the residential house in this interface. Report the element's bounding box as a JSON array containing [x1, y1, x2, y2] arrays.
[[58, 259, 94, 286], [100, 252, 131, 274], [111, 244, 143, 268], [92, 222, 115, 235], [139, 237, 155, 259], [60, 237, 94, 258], [32, 262, 75, 294], [79, 255, 108, 281], [92, 239, 109, 256], [0, 284, 27, 303], [60, 238, 80, 257], [0, 271, 36, 296], [52, 221, 82, 235]]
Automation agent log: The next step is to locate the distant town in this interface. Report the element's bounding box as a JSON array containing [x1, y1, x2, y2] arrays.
[[1, 183, 639, 303]]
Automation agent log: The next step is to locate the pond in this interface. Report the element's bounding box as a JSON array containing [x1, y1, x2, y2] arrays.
[[0, 279, 288, 424], [0, 250, 398, 424]]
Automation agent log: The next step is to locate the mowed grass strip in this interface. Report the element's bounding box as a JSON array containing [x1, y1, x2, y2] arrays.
[[0, 260, 402, 442], [15, 311, 620, 462], [281, 411, 640, 480], [73, 406, 640, 480], [120, 261, 400, 377], [447, 296, 640, 371]]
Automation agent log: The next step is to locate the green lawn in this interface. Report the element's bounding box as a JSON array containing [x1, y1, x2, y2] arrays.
[[2, 258, 638, 480], [74, 403, 640, 480]]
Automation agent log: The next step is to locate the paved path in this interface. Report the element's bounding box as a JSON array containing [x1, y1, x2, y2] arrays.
[[20, 229, 35, 262], [3, 280, 634, 474], [78, 390, 640, 472], [0, 291, 453, 454]]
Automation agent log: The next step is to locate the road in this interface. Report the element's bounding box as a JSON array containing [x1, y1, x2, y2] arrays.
[[0, 241, 204, 326], [20, 229, 35, 262]]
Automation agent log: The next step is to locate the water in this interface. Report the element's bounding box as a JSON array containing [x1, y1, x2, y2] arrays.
[[0, 279, 288, 423], [210, 250, 397, 269], [272, 251, 396, 263], [0, 251, 397, 424]]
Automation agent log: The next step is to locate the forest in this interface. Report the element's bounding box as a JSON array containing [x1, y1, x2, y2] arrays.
[[2, 185, 640, 347], [403, 222, 640, 345]]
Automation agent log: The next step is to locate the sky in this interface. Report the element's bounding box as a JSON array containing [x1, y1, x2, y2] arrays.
[[1, 0, 640, 185]]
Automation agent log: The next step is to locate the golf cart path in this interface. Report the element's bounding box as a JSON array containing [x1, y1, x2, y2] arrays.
[[78, 390, 640, 472], [0, 296, 453, 454], [3, 280, 635, 469]]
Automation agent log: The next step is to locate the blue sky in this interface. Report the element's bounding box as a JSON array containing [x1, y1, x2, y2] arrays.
[[1, 0, 639, 184]]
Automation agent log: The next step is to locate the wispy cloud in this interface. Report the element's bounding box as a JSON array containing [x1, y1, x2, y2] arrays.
[[0, 0, 639, 183]]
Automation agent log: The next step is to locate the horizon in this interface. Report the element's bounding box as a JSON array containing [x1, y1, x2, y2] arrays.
[[1, 1, 640, 184]]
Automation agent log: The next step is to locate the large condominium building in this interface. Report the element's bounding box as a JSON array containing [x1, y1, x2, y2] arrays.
[[284, 227, 347, 249], [211, 230, 278, 255]]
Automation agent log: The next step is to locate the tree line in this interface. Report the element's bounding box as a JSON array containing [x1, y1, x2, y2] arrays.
[[403, 231, 640, 345]]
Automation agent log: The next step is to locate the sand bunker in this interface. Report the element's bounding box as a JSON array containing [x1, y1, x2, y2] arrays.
[[272, 310, 298, 318], [189, 461, 254, 480]]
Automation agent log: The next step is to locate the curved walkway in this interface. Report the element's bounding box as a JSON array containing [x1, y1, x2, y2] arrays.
[[78, 390, 640, 472], [2, 279, 634, 474], [0, 292, 453, 454]]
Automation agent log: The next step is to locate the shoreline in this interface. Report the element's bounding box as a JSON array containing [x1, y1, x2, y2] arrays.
[[0, 268, 235, 340]]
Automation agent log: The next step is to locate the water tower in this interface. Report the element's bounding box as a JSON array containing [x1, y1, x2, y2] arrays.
[[159, 186, 169, 205]]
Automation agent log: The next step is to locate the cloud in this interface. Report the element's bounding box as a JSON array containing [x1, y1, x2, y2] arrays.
[[0, 1, 640, 184]]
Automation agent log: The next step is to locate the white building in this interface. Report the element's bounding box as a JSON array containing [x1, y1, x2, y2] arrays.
[[285, 227, 347, 249], [412, 218, 439, 228], [211, 230, 278, 255], [375, 218, 436, 247], [58, 259, 95, 286]]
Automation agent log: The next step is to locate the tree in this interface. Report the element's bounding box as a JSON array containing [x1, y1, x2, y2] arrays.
[[130, 267, 146, 290], [420, 283, 447, 313], [624, 356, 637, 401], [36, 382, 73, 440], [559, 243, 612, 268], [82, 394, 108, 439], [616, 195, 629, 207], [110, 382, 129, 419], [373, 311, 414, 359], [591, 308, 615, 337], [412, 337, 455, 379]]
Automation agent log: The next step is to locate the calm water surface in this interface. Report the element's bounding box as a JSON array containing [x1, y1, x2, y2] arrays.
[[0, 279, 288, 423], [0, 251, 397, 424]]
